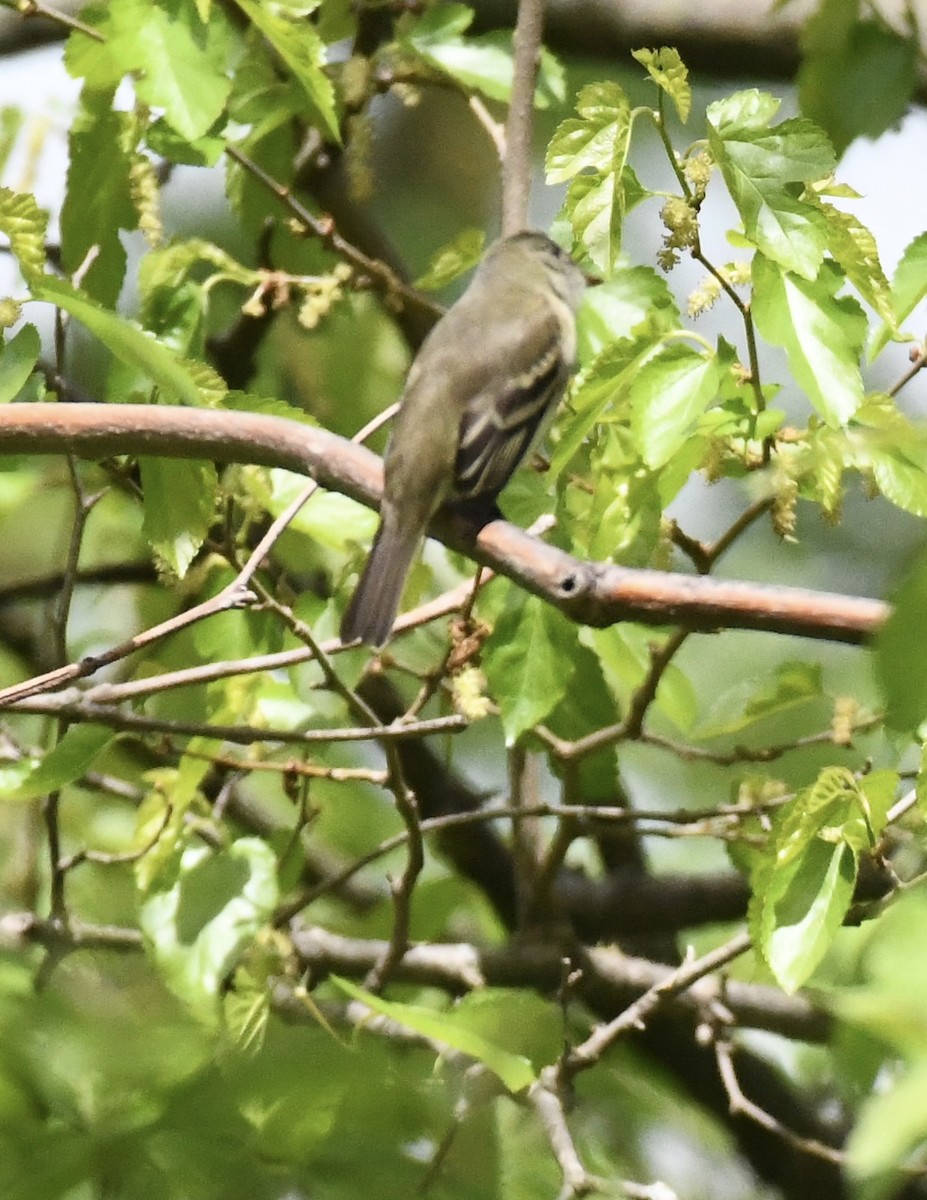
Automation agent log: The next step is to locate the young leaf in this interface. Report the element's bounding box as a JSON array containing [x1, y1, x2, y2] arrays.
[[632, 46, 691, 122], [546, 82, 632, 273], [0, 186, 48, 283], [694, 660, 823, 739], [232, 0, 341, 143], [750, 766, 867, 992], [32, 276, 205, 406], [818, 202, 893, 324], [0, 324, 41, 404], [140, 458, 218, 578], [484, 593, 577, 744], [139, 837, 279, 1024], [61, 95, 137, 306], [629, 341, 729, 469], [0, 726, 113, 803], [331, 976, 537, 1093], [751, 254, 865, 426], [871, 231, 927, 357], [577, 267, 679, 362], [707, 90, 835, 280]]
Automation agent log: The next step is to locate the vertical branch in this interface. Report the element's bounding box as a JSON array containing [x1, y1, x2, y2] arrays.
[[501, 0, 545, 235]]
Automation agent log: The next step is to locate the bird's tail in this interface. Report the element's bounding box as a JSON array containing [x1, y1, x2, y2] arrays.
[[340, 514, 421, 647]]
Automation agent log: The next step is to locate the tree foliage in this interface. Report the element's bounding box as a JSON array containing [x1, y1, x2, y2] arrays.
[[0, 1, 925, 1198]]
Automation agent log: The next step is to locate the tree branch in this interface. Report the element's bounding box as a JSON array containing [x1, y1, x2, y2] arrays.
[[502, 0, 544, 234], [0, 404, 888, 654]]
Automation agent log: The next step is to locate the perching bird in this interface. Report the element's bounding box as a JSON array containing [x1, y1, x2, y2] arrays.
[[340, 230, 586, 647]]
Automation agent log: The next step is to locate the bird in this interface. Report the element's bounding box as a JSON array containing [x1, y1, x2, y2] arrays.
[[340, 230, 586, 647]]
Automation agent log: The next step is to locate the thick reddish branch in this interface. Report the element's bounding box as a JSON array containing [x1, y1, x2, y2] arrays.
[[0, 402, 887, 644]]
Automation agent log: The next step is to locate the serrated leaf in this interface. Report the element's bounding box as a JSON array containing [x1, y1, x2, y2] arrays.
[[402, 4, 563, 107], [750, 766, 865, 991], [331, 976, 536, 1093], [61, 96, 137, 305], [549, 338, 647, 479], [818, 202, 893, 324], [707, 90, 835, 279], [484, 594, 577, 744], [871, 231, 927, 357], [0, 186, 48, 283], [632, 46, 691, 122], [140, 457, 218, 578], [546, 82, 632, 273], [125, 5, 231, 141], [799, 0, 917, 156], [140, 837, 279, 1024], [751, 254, 865, 426], [233, 0, 340, 142], [629, 341, 728, 469], [577, 266, 679, 362], [31, 276, 204, 406], [0, 726, 113, 802], [414, 227, 485, 291], [0, 324, 41, 404]]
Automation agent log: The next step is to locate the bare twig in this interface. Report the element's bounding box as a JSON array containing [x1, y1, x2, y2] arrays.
[[502, 0, 545, 234]]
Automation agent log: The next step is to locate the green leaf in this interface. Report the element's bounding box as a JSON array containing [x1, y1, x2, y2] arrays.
[[818, 202, 893, 324], [750, 766, 866, 991], [629, 341, 728, 469], [0, 726, 113, 803], [549, 337, 648, 478], [232, 0, 340, 142], [31, 276, 205, 406], [61, 93, 137, 305], [707, 90, 835, 279], [751, 254, 865, 426], [414, 227, 485, 291], [632, 46, 691, 122], [847, 1059, 927, 1189], [331, 977, 537, 1093], [0, 324, 41, 404], [546, 81, 633, 273], [799, 0, 918, 156], [577, 267, 679, 362], [694, 660, 823, 738], [139, 837, 279, 1024], [484, 593, 577, 744], [876, 551, 927, 731], [0, 186, 48, 283], [402, 4, 563, 107], [871, 231, 927, 356], [127, 2, 232, 141], [140, 457, 218, 578]]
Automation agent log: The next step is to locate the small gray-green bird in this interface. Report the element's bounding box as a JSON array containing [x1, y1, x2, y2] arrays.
[[340, 230, 585, 647]]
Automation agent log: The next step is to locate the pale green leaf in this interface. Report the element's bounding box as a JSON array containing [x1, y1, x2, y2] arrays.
[[871, 231, 927, 357], [140, 457, 218, 578], [632, 46, 691, 122], [0, 186, 49, 283], [751, 254, 865, 426], [0, 726, 113, 803], [140, 837, 279, 1024], [818, 201, 893, 324], [484, 594, 577, 744], [577, 266, 679, 362], [846, 1060, 927, 1186], [694, 660, 823, 738], [233, 0, 340, 142], [629, 341, 727, 469], [331, 976, 537, 1093], [707, 90, 835, 279], [32, 276, 204, 406]]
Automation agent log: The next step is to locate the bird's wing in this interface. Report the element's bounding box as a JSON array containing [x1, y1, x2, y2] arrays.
[[454, 307, 568, 500]]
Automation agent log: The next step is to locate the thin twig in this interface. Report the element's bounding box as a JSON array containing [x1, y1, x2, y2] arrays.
[[501, 0, 545, 234]]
